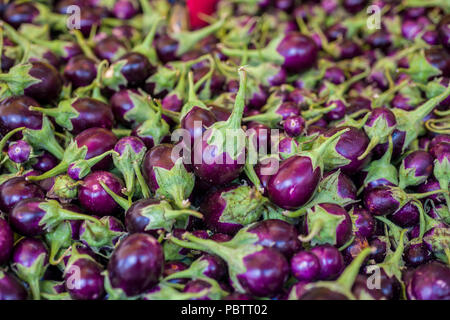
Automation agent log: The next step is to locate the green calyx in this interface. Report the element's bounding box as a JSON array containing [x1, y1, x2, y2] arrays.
[[147, 65, 178, 95], [102, 59, 128, 91], [173, 19, 226, 57], [29, 98, 79, 131], [135, 99, 170, 144], [375, 229, 407, 283], [433, 156, 450, 209], [0, 63, 41, 97], [138, 200, 203, 232], [47, 175, 79, 201], [12, 252, 48, 300], [113, 143, 148, 198], [22, 116, 65, 160], [44, 222, 74, 266], [163, 257, 210, 282], [26, 140, 88, 181], [288, 170, 359, 218], [143, 282, 213, 300], [298, 204, 346, 246], [99, 181, 131, 211], [153, 158, 195, 209], [132, 17, 162, 65], [69, 150, 117, 180], [307, 128, 351, 173], [219, 185, 266, 226], [38, 199, 99, 231], [180, 72, 209, 120], [79, 217, 126, 256], [399, 51, 442, 84], [359, 115, 396, 161], [393, 84, 450, 152]]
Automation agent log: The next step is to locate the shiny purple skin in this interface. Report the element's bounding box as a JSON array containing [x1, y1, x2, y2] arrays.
[[324, 67, 346, 85], [342, 0, 367, 13], [108, 233, 164, 297], [247, 219, 301, 258], [351, 206, 375, 238], [429, 135, 450, 159], [367, 30, 392, 50], [374, 129, 406, 160], [117, 52, 154, 88], [370, 237, 387, 263], [79, 171, 124, 217], [366, 107, 396, 129], [248, 86, 268, 110], [23, 61, 62, 103], [197, 254, 227, 280], [324, 170, 357, 205], [290, 251, 320, 282], [0, 272, 28, 300], [223, 292, 252, 300], [112, 0, 139, 20], [392, 93, 415, 111], [300, 287, 348, 300], [236, 247, 289, 297], [309, 244, 344, 280], [162, 94, 183, 116], [181, 106, 217, 146], [276, 33, 318, 73], [323, 126, 371, 174], [64, 258, 105, 300], [283, 115, 305, 137], [12, 237, 48, 270], [8, 140, 31, 163], [267, 155, 321, 210], [78, 7, 101, 37], [438, 15, 450, 50], [276, 102, 301, 119], [325, 100, 346, 122], [406, 262, 450, 300], [114, 136, 146, 155], [404, 243, 433, 268], [390, 202, 420, 228], [210, 233, 233, 242], [402, 150, 434, 180], [75, 128, 118, 171], [0, 177, 44, 213], [3, 2, 39, 28], [402, 19, 425, 41], [425, 48, 450, 77], [192, 130, 245, 187], [110, 89, 139, 127], [0, 96, 43, 136], [417, 179, 446, 205], [155, 35, 179, 64], [343, 236, 369, 265], [68, 98, 115, 134], [163, 261, 188, 283], [64, 55, 97, 89], [254, 157, 279, 195], [247, 122, 271, 154], [125, 198, 161, 235], [278, 136, 298, 156], [363, 186, 400, 216], [9, 198, 47, 237], [0, 218, 13, 265], [208, 105, 231, 122], [142, 144, 179, 193]]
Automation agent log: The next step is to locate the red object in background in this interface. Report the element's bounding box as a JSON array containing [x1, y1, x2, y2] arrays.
[[187, 0, 219, 29]]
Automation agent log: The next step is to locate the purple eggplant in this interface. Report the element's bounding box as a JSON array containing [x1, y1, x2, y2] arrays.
[[170, 229, 289, 297], [283, 115, 305, 138], [438, 14, 450, 50], [221, 32, 318, 73], [309, 244, 344, 280], [404, 242, 433, 268], [0, 96, 42, 136], [32, 152, 58, 173], [200, 184, 265, 235], [29, 97, 114, 134], [107, 233, 164, 298], [142, 143, 195, 209], [79, 171, 124, 217], [0, 177, 44, 213], [299, 203, 352, 247], [9, 198, 99, 237], [0, 217, 13, 265], [63, 244, 105, 300], [290, 251, 320, 282], [94, 36, 128, 62], [8, 140, 31, 163], [0, 271, 28, 300], [349, 206, 375, 239], [405, 261, 450, 300], [63, 55, 97, 89], [11, 238, 48, 300], [267, 128, 350, 210], [124, 198, 202, 235], [398, 150, 434, 189], [164, 254, 226, 282]]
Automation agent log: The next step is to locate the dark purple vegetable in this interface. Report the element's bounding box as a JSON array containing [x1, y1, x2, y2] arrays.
[[290, 251, 320, 282], [200, 184, 265, 235], [11, 238, 48, 300], [349, 206, 375, 239], [221, 32, 318, 73], [398, 150, 434, 189], [8, 140, 31, 163], [32, 152, 58, 173], [3, 2, 39, 28], [0, 217, 13, 265], [390, 201, 420, 227], [29, 97, 114, 134], [309, 244, 344, 280], [283, 115, 305, 137], [300, 203, 352, 247], [404, 242, 433, 268], [79, 171, 124, 217], [438, 14, 450, 50], [0, 177, 44, 213], [63, 55, 97, 89], [170, 229, 289, 297], [94, 36, 128, 62], [107, 233, 164, 298], [0, 271, 28, 300], [0, 96, 42, 136], [164, 254, 226, 282], [405, 261, 450, 300], [63, 244, 105, 300], [267, 128, 349, 210]]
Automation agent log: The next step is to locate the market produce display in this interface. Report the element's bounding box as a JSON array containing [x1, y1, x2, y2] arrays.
[[0, 0, 449, 301]]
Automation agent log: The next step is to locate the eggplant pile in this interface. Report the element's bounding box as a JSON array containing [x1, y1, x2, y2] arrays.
[[0, 0, 449, 301]]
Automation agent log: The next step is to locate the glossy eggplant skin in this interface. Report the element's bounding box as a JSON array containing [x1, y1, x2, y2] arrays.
[[0, 218, 14, 265], [0, 96, 43, 136], [64, 258, 105, 300], [75, 128, 118, 171], [107, 233, 164, 297], [406, 262, 450, 300], [0, 177, 45, 213], [0, 271, 28, 300]]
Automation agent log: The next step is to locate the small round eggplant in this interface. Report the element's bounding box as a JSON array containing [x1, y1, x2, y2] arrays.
[[0, 177, 44, 213]]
